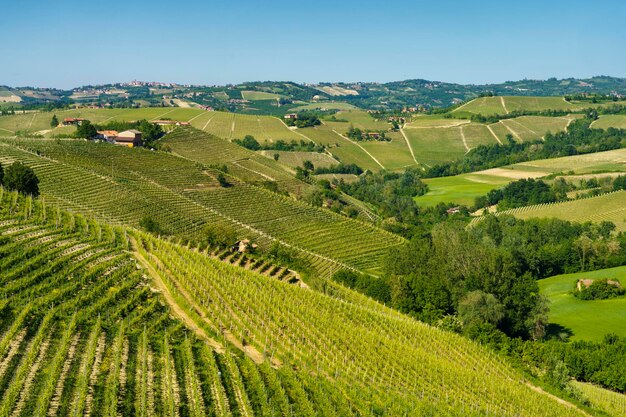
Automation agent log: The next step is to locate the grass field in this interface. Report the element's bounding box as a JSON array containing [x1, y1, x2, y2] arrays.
[[260, 150, 338, 169], [414, 145, 626, 207], [402, 125, 470, 166], [591, 114, 626, 129], [416, 173, 512, 207], [510, 148, 626, 174], [323, 110, 390, 131], [539, 266, 626, 341], [455, 96, 578, 115], [0, 107, 205, 134], [241, 90, 281, 100], [289, 101, 358, 111], [455, 96, 626, 116]]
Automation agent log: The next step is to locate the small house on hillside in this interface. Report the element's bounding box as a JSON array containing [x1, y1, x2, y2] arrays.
[[232, 239, 258, 253], [115, 130, 142, 147], [367, 132, 381, 140], [447, 207, 461, 215], [284, 113, 298, 120], [63, 117, 86, 126], [96, 130, 118, 141]]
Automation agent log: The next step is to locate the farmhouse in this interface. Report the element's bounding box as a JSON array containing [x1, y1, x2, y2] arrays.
[[63, 117, 86, 126], [96, 130, 118, 141], [447, 207, 461, 215], [366, 132, 381, 139], [284, 113, 298, 120], [115, 130, 142, 147], [576, 278, 622, 292], [232, 239, 258, 253]]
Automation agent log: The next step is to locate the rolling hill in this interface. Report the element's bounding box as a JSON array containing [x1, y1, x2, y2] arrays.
[[0, 189, 595, 416], [0, 135, 401, 276]]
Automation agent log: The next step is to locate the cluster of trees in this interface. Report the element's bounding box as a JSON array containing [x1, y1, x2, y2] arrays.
[[513, 335, 626, 393], [575, 279, 625, 300], [426, 119, 626, 177], [0, 162, 39, 197], [96, 120, 164, 146], [302, 179, 358, 217], [283, 112, 321, 128], [338, 169, 427, 224], [345, 126, 389, 141], [73, 119, 164, 147], [475, 178, 563, 210], [335, 215, 626, 342], [564, 93, 622, 103], [233, 135, 325, 153]]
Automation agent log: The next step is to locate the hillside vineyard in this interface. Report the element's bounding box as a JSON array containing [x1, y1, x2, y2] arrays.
[[0, 190, 592, 416]]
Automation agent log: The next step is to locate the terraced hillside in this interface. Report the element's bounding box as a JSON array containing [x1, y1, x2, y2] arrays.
[[0, 137, 401, 276], [0, 190, 597, 416]]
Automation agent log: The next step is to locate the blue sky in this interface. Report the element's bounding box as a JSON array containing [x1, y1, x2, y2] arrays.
[[1, 0, 625, 88]]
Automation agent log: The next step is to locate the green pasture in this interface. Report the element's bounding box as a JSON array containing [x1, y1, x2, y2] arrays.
[[591, 114, 626, 129], [415, 173, 510, 207], [241, 90, 281, 100], [539, 266, 626, 341]]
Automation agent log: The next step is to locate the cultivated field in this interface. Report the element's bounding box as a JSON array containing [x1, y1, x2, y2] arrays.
[[0, 136, 402, 276], [0, 191, 592, 416], [477, 190, 626, 231], [455, 96, 577, 115], [259, 150, 338, 169], [418, 148, 626, 207], [455, 96, 626, 116], [241, 90, 281, 100], [571, 381, 626, 417], [591, 114, 626, 129], [539, 265, 626, 340]]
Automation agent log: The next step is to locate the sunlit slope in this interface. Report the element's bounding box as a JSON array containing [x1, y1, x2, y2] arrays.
[[134, 223, 591, 417], [0, 192, 387, 416], [0, 137, 402, 275]]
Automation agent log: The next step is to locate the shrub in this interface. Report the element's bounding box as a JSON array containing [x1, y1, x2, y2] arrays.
[[4, 162, 39, 196], [575, 279, 625, 300]]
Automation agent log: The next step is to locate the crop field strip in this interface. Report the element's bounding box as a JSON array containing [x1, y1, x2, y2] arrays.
[[571, 381, 626, 417], [0, 137, 402, 276], [470, 190, 626, 231], [0, 191, 386, 417]]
